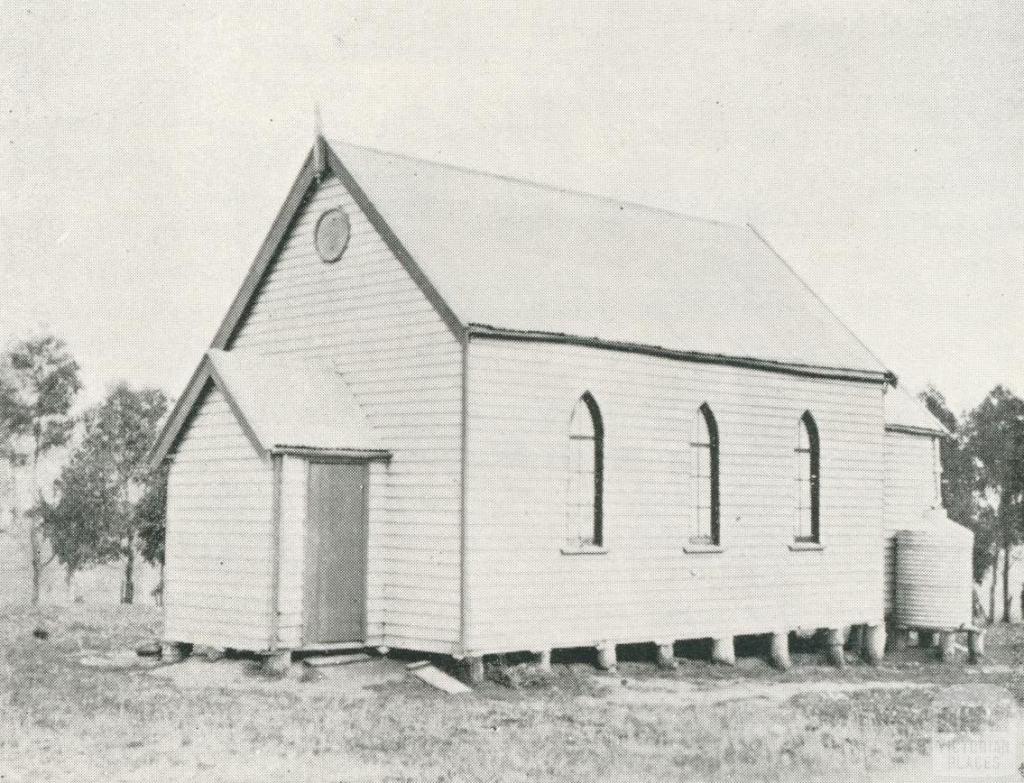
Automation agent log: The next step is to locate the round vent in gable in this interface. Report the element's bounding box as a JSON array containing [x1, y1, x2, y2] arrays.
[[314, 207, 351, 263]]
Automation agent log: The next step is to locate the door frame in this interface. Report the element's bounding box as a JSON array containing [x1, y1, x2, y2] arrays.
[[302, 457, 370, 646]]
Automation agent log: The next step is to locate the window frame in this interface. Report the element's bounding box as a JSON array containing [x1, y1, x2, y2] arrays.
[[564, 392, 604, 551], [794, 411, 821, 544], [689, 403, 721, 546]]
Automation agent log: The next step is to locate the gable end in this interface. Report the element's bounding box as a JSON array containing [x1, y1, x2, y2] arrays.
[[211, 139, 464, 353]]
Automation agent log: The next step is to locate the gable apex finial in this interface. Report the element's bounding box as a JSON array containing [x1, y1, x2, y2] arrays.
[[313, 103, 326, 175]]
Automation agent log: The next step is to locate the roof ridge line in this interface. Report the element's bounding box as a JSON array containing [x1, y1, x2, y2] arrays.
[[329, 137, 744, 230], [745, 224, 896, 384]]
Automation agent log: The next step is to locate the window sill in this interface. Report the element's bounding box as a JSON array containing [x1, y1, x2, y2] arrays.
[[683, 544, 724, 554], [560, 545, 609, 556], [789, 541, 824, 552]]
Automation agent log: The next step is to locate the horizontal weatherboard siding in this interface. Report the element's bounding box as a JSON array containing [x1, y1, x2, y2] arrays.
[[227, 174, 463, 654], [465, 337, 886, 654], [883, 430, 942, 613], [164, 386, 274, 651]]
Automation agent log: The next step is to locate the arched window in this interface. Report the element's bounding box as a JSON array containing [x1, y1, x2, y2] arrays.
[[795, 412, 820, 542], [567, 393, 603, 547], [690, 404, 720, 545]]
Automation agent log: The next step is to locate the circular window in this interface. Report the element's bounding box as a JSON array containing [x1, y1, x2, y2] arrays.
[[314, 207, 351, 263]]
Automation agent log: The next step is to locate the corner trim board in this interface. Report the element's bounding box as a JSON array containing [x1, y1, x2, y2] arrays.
[[269, 454, 283, 651], [459, 333, 470, 655]]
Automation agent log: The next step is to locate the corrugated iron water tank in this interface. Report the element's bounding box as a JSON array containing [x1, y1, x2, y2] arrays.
[[894, 510, 973, 629]]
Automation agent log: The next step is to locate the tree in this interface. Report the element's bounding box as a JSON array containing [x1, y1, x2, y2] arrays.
[[920, 386, 975, 524], [962, 386, 1024, 623], [0, 370, 23, 533], [0, 370, 23, 447], [1, 336, 81, 603], [135, 464, 168, 606], [40, 384, 168, 603], [38, 453, 121, 588], [136, 463, 167, 568]]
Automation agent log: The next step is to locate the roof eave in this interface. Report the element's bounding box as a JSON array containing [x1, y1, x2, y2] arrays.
[[147, 355, 270, 470], [211, 148, 319, 350], [147, 357, 216, 469], [467, 324, 894, 385]]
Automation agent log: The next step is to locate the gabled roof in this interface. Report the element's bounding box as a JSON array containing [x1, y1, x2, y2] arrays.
[[327, 140, 893, 382], [207, 138, 893, 384], [149, 350, 388, 465], [884, 387, 950, 437]]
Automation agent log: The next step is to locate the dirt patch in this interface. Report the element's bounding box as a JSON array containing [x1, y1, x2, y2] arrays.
[[588, 674, 936, 708]]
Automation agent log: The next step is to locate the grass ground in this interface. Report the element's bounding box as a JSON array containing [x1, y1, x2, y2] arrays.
[[2, 604, 1023, 782]]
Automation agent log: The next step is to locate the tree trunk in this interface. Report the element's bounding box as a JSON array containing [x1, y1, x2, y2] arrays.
[[1002, 538, 1012, 623], [29, 438, 44, 606], [989, 548, 998, 624], [123, 533, 135, 604], [29, 523, 42, 605]]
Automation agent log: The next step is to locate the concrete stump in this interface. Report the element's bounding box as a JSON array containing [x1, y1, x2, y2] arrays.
[[596, 642, 617, 671], [890, 627, 913, 652], [197, 645, 225, 662], [769, 631, 791, 670], [655, 642, 677, 670], [883, 619, 898, 654], [263, 649, 292, 675], [846, 624, 863, 652], [968, 629, 985, 664], [160, 642, 188, 664], [465, 656, 485, 684], [824, 628, 846, 669], [535, 649, 552, 672], [937, 631, 956, 662], [863, 624, 886, 665], [711, 636, 735, 666]]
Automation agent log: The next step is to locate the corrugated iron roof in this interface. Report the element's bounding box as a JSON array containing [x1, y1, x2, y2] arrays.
[[330, 140, 891, 377], [884, 386, 950, 436], [207, 349, 386, 455]]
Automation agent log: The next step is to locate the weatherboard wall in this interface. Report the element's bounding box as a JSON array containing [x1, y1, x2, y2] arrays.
[[464, 337, 887, 654], [164, 385, 275, 650], [882, 429, 942, 614], [227, 174, 463, 654]]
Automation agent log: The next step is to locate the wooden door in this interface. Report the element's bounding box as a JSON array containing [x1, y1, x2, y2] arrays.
[[304, 461, 368, 644]]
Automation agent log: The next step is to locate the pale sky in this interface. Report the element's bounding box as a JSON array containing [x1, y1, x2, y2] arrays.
[[1, 1, 1021, 416]]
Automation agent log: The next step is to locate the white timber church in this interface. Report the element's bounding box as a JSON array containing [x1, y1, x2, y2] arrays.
[[151, 135, 971, 677]]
